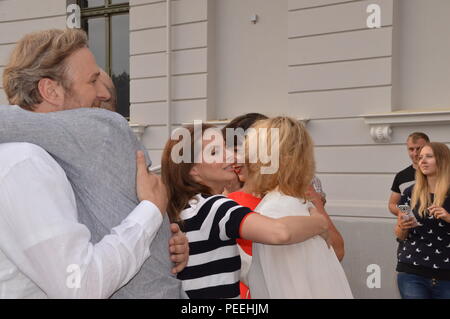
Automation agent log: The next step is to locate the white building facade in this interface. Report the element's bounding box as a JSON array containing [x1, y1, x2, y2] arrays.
[[1, 0, 450, 298]]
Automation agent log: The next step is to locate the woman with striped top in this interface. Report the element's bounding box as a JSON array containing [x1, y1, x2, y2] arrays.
[[161, 123, 330, 299]]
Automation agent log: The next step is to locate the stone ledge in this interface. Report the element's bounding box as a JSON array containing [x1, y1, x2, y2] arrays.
[[362, 109, 450, 143]]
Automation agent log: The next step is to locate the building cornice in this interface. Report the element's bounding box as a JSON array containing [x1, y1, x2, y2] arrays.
[[363, 109, 450, 143]]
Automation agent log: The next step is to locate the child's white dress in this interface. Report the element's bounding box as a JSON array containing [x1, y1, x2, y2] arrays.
[[248, 190, 353, 299]]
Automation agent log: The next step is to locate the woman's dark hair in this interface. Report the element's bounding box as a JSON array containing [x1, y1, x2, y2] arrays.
[[222, 113, 268, 148], [161, 123, 216, 223]]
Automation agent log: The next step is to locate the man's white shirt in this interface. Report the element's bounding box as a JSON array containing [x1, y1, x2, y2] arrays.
[[0, 142, 163, 298]]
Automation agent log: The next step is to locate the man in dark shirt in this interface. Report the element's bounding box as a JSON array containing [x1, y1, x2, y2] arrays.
[[388, 132, 430, 216]]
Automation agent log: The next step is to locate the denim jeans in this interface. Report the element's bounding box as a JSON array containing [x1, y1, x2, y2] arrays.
[[398, 272, 450, 299]]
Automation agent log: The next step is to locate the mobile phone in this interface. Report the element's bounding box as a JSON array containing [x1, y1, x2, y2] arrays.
[[398, 204, 416, 221]]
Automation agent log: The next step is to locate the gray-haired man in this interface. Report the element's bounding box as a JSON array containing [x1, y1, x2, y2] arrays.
[[0, 28, 186, 298]]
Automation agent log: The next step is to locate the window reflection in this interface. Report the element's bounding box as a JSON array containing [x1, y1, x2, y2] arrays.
[[79, 1, 130, 119], [82, 17, 107, 71], [80, 0, 105, 8], [109, 0, 128, 4], [111, 14, 130, 118]]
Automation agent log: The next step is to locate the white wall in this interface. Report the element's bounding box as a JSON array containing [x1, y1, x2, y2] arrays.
[[129, 0, 211, 166], [288, 0, 393, 120], [392, 0, 450, 110], [212, 0, 289, 119], [0, 0, 67, 104]]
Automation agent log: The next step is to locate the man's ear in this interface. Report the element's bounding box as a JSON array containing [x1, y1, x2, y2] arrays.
[[37, 78, 65, 107]]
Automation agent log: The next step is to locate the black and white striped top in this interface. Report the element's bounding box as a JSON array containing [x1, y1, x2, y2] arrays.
[[177, 194, 254, 299]]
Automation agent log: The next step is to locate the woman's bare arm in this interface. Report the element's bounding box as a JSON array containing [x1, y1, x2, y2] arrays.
[[308, 188, 345, 261], [240, 213, 328, 245]]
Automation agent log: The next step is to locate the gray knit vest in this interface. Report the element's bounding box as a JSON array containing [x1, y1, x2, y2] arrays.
[[0, 105, 181, 298]]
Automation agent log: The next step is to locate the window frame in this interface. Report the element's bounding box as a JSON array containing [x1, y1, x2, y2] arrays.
[[67, 0, 130, 118], [78, 0, 129, 79]]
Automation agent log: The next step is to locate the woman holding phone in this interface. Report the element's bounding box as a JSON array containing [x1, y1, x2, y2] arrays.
[[395, 142, 450, 299]]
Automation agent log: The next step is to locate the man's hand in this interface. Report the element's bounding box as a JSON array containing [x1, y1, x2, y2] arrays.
[[169, 223, 189, 274], [388, 192, 402, 216], [136, 151, 167, 213]]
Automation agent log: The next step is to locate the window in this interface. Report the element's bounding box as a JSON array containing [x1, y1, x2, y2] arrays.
[[78, 0, 130, 119]]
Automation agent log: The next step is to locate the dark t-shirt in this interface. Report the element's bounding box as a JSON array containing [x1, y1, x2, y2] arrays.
[[391, 165, 417, 274], [396, 186, 450, 280], [391, 165, 416, 195]]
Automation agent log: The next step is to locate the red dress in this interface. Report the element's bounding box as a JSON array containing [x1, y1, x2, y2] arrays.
[[227, 191, 261, 299]]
